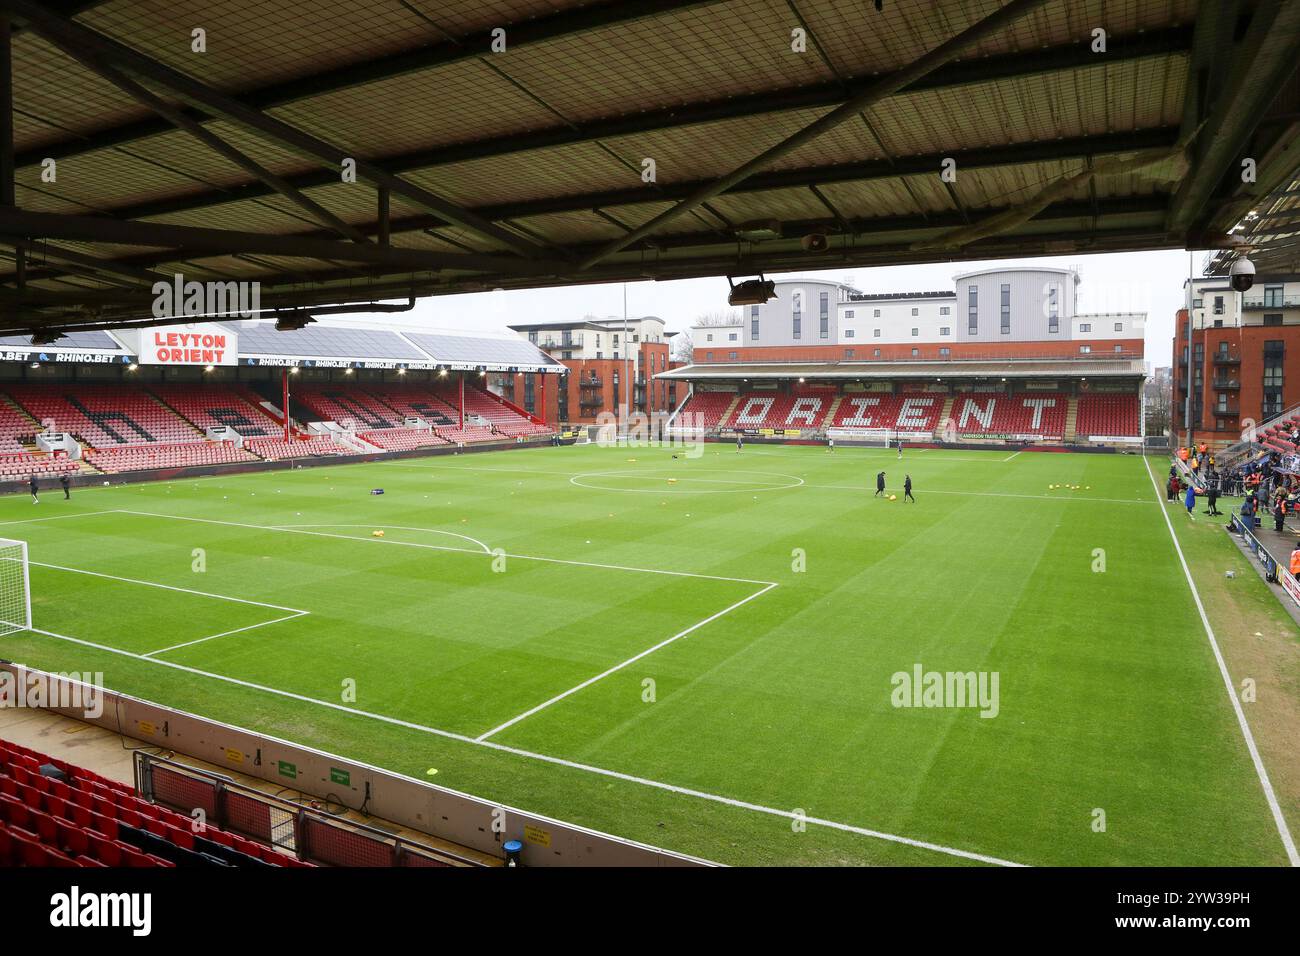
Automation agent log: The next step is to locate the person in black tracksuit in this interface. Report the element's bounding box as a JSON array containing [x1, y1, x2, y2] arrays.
[[60, 473, 70, 500], [736, 432, 743, 452], [875, 471, 886, 497], [28, 474, 38, 504], [1204, 474, 1221, 516], [904, 474, 914, 502]]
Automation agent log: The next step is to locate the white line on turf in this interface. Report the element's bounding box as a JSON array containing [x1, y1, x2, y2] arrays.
[[29, 558, 307, 614], [113, 510, 775, 586], [476, 581, 779, 742], [22, 623, 1021, 867], [141, 611, 309, 657], [0, 510, 117, 526], [269, 524, 492, 554], [801, 483, 1149, 504], [1140, 456, 1299, 866]]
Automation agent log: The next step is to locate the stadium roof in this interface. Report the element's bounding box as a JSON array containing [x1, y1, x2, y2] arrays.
[[3, 0, 1300, 336], [658, 357, 1145, 380], [0, 319, 561, 371]]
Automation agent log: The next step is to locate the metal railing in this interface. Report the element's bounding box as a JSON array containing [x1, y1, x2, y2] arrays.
[[1241, 294, 1300, 309]]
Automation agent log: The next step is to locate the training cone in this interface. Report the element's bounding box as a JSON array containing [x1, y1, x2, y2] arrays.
[[889, 494, 897, 501], [372, 530, 385, 537]]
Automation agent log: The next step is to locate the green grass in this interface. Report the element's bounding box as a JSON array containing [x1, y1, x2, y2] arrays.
[[0, 442, 1291, 866]]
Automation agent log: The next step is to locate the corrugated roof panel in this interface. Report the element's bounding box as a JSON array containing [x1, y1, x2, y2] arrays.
[[236, 323, 427, 359], [405, 332, 559, 367]]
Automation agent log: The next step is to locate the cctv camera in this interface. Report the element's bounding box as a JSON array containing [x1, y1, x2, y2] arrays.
[[801, 233, 829, 253], [1229, 256, 1255, 293]]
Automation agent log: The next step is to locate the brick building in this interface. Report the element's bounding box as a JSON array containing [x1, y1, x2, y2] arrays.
[[502, 317, 680, 425], [1171, 275, 1300, 444]]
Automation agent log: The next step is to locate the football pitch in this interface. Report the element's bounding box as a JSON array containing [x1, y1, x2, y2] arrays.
[[0, 442, 1295, 867]]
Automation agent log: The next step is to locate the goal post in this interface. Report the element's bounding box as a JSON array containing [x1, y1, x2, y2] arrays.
[[0, 538, 32, 636]]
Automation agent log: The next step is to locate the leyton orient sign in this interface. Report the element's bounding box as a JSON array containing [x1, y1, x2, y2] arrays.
[[140, 323, 238, 366]]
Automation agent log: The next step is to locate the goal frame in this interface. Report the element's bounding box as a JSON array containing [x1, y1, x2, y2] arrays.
[[0, 537, 32, 635]]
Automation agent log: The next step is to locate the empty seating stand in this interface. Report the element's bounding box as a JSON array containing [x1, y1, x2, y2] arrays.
[[831, 392, 944, 433], [673, 391, 735, 430], [360, 429, 450, 451], [0, 737, 307, 868], [723, 389, 833, 431], [243, 435, 343, 460], [1075, 393, 1141, 438], [951, 392, 1068, 439], [85, 441, 258, 474], [8, 384, 202, 447], [151, 384, 282, 437]]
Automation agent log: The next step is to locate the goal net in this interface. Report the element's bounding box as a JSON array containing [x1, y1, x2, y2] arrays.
[[0, 538, 31, 636]]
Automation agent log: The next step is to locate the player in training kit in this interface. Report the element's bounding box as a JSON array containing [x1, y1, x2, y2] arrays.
[[897, 438, 904, 459], [736, 432, 743, 452], [827, 436, 835, 453], [904, 474, 914, 502], [28, 474, 38, 503], [875, 471, 886, 497]]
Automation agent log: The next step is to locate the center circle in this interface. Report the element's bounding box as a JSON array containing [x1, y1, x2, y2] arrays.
[[569, 469, 805, 494]]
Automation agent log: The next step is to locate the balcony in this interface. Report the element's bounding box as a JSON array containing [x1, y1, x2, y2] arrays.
[[1212, 378, 1241, 390], [1242, 294, 1300, 310], [1211, 351, 1241, 365], [1213, 405, 1241, 417], [579, 378, 603, 388]]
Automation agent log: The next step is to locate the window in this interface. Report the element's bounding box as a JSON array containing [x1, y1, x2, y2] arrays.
[[1114, 345, 1123, 353], [873, 309, 881, 317], [911, 328, 919, 337], [820, 292, 829, 339], [1264, 313, 1283, 327], [1079, 345, 1091, 353], [940, 306, 950, 316], [1213, 296, 1224, 315], [705, 333, 713, 342], [1192, 297, 1203, 309], [844, 329, 855, 338], [939, 347, 951, 357], [939, 327, 951, 336], [1264, 340, 1285, 417], [728, 332, 737, 341], [844, 310, 855, 318], [1000, 283, 1010, 334], [1079, 324, 1091, 332], [873, 329, 881, 337], [844, 349, 855, 359], [793, 291, 802, 340], [1048, 285, 1059, 333], [911, 307, 919, 316], [1113, 322, 1123, 332], [705, 351, 712, 361], [911, 348, 920, 357], [528, 331, 538, 344], [967, 285, 978, 334], [873, 348, 881, 357], [728, 351, 738, 360], [751, 305, 760, 340], [1264, 285, 1284, 308]]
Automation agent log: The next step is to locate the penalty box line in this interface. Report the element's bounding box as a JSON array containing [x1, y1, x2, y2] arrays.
[[112, 509, 776, 587], [21, 623, 1021, 868], [475, 581, 779, 742], [24, 558, 310, 658]]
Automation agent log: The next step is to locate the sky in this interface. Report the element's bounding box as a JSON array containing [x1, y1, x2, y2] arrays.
[[340, 248, 1210, 368]]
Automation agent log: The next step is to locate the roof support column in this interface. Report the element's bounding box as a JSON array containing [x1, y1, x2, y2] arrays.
[[458, 373, 465, 431], [0, 11, 22, 295]]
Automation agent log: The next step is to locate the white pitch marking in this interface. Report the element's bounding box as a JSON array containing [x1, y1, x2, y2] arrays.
[[569, 470, 804, 494], [1140, 456, 1299, 866], [114, 510, 775, 586], [21, 624, 1021, 867], [270, 523, 492, 554], [142, 610, 309, 657], [29, 558, 307, 614], [801, 483, 1148, 505], [0, 510, 117, 526], [477, 581, 779, 742]]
